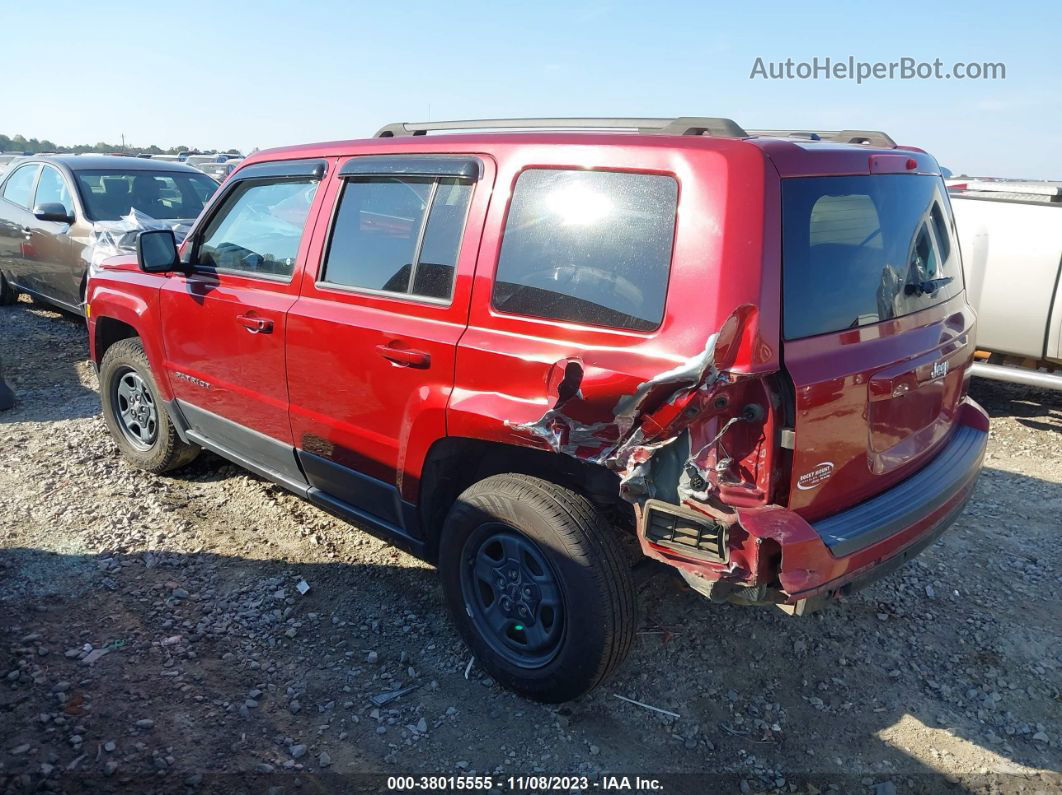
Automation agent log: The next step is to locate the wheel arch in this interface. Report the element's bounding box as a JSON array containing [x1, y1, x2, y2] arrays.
[[91, 300, 174, 402], [93, 316, 139, 366], [417, 436, 634, 557]]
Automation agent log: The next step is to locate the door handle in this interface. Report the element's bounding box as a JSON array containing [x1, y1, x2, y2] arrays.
[[375, 343, 430, 368], [236, 313, 273, 334]]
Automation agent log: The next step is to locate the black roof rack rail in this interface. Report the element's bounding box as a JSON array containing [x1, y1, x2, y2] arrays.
[[746, 129, 897, 148], [374, 116, 748, 139]]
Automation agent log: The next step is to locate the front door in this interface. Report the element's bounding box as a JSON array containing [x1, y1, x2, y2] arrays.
[[28, 165, 82, 310], [158, 159, 329, 489], [286, 154, 492, 533]]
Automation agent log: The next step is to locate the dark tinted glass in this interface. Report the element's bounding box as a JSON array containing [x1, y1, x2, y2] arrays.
[[74, 170, 218, 221], [322, 176, 472, 300], [929, 202, 951, 262], [2, 164, 39, 208], [412, 179, 473, 299], [199, 179, 318, 278], [782, 175, 963, 340], [492, 169, 678, 331], [323, 178, 431, 293], [35, 167, 74, 216]]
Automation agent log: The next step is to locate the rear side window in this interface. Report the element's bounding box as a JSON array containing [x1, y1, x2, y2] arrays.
[[782, 175, 963, 340], [198, 178, 319, 279], [492, 169, 678, 331], [2, 164, 39, 209], [322, 176, 473, 301]]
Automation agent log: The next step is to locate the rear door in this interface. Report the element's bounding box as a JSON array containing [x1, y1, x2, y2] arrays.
[[158, 159, 328, 489], [286, 154, 492, 532], [781, 173, 974, 519]]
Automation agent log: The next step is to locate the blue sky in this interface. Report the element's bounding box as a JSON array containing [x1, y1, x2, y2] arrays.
[[8, 0, 1060, 177]]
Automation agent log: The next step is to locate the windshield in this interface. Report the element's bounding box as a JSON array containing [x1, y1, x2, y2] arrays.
[[782, 175, 963, 340], [74, 170, 218, 222]]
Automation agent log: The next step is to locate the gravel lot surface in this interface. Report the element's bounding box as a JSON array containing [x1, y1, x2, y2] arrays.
[[1, 295, 1059, 793]]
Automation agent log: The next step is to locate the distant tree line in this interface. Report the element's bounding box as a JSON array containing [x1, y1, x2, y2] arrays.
[[0, 133, 241, 156]]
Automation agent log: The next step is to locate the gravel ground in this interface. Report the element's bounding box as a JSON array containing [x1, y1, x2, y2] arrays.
[[1, 295, 1059, 794]]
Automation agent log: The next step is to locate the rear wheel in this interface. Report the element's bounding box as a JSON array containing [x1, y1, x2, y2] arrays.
[[439, 474, 636, 702], [0, 271, 18, 305], [99, 337, 199, 473]]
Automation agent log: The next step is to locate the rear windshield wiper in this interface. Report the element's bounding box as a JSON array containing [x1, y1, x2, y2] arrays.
[[904, 276, 953, 297]]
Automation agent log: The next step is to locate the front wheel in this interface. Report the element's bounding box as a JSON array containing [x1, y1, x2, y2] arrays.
[[99, 337, 199, 473], [439, 474, 636, 702]]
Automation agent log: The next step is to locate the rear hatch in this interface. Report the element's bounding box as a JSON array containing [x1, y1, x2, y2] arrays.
[[780, 174, 974, 520]]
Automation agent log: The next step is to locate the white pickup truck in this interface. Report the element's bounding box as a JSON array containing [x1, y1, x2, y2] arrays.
[[949, 180, 1062, 390]]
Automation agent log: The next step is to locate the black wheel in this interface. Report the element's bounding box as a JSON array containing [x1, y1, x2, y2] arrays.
[[439, 474, 636, 702], [0, 271, 18, 306], [99, 337, 199, 473]]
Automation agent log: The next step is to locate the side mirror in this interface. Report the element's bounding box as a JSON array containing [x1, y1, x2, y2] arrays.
[[33, 203, 74, 224], [137, 229, 181, 273]]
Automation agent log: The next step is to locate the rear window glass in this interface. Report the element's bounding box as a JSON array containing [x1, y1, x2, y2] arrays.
[[492, 169, 678, 331], [74, 170, 218, 222], [782, 175, 963, 340]]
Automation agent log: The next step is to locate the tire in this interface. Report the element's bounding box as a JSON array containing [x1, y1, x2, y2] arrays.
[[0, 354, 14, 411], [0, 271, 18, 306], [99, 337, 199, 473], [439, 473, 636, 702]]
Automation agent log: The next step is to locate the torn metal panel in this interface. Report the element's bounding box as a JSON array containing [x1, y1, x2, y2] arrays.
[[612, 330, 725, 432], [506, 304, 764, 504], [506, 407, 615, 461]]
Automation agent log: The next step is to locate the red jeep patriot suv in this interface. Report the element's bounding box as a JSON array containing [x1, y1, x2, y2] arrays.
[[85, 117, 989, 702]]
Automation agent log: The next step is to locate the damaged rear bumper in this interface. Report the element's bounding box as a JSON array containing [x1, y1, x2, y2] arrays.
[[638, 398, 989, 610]]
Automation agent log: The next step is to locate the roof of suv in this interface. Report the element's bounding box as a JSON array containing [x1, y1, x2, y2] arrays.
[[245, 133, 939, 180], [242, 118, 941, 179]]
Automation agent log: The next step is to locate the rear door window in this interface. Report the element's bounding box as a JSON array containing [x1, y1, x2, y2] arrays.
[[782, 175, 963, 339], [2, 164, 40, 209], [197, 178, 319, 279], [321, 176, 473, 301], [492, 169, 678, 331]]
